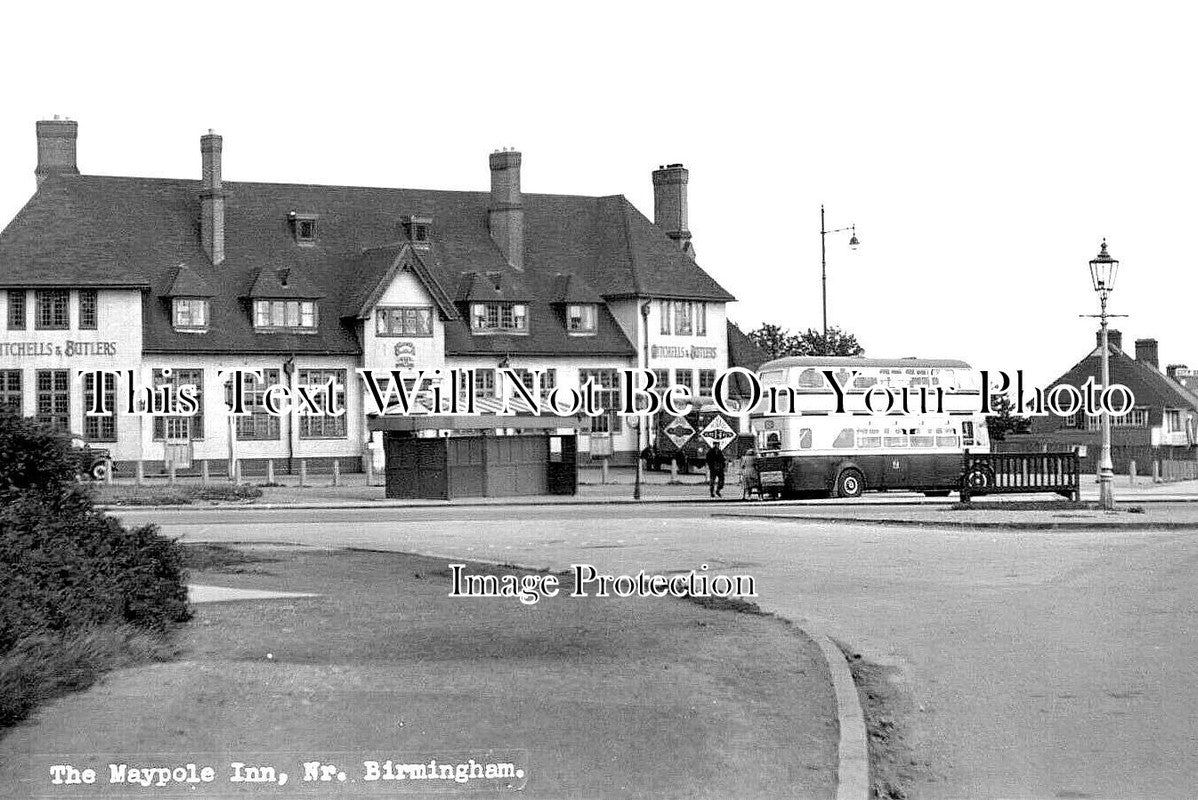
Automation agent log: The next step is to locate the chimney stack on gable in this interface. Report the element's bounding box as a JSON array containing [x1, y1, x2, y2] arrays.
[[488, 149, 524, 270], [652, 163, 692, 255], [200, 130, 225, 266], [1096, 328, 1123, 352], [1166, 364, 1187, 381], [1135, 338, 1159, 370], [35, 117, 79, 186]]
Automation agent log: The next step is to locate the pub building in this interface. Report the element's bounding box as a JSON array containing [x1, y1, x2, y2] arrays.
[[0, 119, 744, 475]]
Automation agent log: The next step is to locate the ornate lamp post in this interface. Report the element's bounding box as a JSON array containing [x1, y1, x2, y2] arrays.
[[820, 205, 859, 348], [1088, 239, 1119, 510]]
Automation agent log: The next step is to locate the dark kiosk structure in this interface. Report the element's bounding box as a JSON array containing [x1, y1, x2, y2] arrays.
[[369, 413, 579, 500]]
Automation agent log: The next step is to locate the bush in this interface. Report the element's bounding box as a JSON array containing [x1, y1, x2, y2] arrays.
[[0, 412, 192, 728], [0, 408, 76, 497], [0, 411, 191, 656], [0, 489, 191, 654]]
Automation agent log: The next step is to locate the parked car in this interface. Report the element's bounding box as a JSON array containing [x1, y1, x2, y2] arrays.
[[67, 434, 115, 481]]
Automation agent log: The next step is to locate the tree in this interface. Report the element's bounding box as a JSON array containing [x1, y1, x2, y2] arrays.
[[985, 394, 1032, 442], [747, 324, 865, 358], [746, 323, 796, 360], [792, 327, 865, 357]]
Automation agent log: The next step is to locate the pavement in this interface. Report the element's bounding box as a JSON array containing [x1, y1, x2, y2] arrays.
[[120, 504, 1198, 798], [95, 468, 1198, 530]]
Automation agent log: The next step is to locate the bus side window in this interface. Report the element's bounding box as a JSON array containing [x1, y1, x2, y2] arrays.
[[832, 428, 855, 449], [799, 428, 812, 449], [797, 369, 824, 388], [765, 432, 781, 451], [962, 421, 975, 446]]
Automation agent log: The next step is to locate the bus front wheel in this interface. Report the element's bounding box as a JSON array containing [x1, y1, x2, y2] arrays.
[[834, 468, 865, 499]]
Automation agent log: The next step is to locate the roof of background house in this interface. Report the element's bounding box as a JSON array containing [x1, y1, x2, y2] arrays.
[[725, 322, 770, 398], [1029, 342, 1198, 434], [0, 174, 733, 356], [727, 322, 769, 373]]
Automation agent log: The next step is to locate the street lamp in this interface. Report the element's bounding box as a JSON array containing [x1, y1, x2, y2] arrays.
[[820, 205, 859, 347], [1088, 239, 1119, 511]]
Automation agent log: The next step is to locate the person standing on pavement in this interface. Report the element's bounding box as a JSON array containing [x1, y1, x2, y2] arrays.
[[705, 444, 726, 498]]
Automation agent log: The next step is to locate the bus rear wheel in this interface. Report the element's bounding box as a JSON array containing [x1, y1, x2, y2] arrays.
[[834, 468, 865, 499]]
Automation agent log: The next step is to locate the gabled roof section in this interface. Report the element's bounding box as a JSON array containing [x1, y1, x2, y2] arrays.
[[549, 273, 604, 305], [456, 271, 533, 303], [614, 198, 734, 301], [0, 175, 161, 288], [348, 242, 458, 321], [246, 265, 324, 299], [164, 263, 215, 297]]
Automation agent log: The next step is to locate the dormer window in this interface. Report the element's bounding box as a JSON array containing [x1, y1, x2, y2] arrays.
[[566, 303, 597, 333], [289, 212, 318, 245], [402, 216, 434, 250], [471, 302, 527, 333], [173, 298, 209, 332], [253, 299, 318, 332]]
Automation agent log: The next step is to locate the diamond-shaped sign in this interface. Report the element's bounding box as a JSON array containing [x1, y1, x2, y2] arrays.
[[700, 415, 736, 450], [663, 416, 695, 450]]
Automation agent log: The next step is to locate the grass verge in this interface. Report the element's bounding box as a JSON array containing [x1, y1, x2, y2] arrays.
[[0, 625, 178, 730], [2, 547, 839, 800], [92, 482, 263, 506], [949, 499, 1144, 513], [180, 542, 277, 572]]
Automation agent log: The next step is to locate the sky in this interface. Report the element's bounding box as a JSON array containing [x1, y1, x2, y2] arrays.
[[0, 1, 1194, 387]]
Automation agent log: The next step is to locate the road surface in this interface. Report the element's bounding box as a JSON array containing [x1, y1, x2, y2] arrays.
[[119, 504, 1198, 799]]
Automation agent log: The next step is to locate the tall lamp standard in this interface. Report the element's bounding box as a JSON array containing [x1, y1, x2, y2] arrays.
[[820, 205, 859, 348], [634, 301, 652, 501], [1088, 239, 1120, 511]]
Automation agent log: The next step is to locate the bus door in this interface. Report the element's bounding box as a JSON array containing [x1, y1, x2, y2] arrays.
[[876, 431, 910, 488], [882, 454, 909, 489]]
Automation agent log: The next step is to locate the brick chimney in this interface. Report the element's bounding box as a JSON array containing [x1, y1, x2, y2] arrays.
[[488, 149, 523, 270], [200, 130, 225, 265], [652, 163, 692, 254], [1096, 328, 1123, 352], [1134, 338, 1159, 370], [35, 117, 79, 186]]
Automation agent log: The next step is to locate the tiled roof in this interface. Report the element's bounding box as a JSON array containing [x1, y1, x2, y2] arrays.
[[456, 271, 532, 302], [345, 243, 459, 321], [0, 173, 732, 357], [726, 321, 770, 398], [1029, 343, 1198, 435], [164, 263, 214, 297], [549, 273, 604, 305], [246, 265, 324, 299], [727, 321, 769, 372]]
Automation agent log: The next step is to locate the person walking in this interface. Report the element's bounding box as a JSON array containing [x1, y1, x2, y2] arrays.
[[705, 444, 726, 498]]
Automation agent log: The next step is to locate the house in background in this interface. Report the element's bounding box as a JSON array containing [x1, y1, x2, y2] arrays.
[[1002, 330, 1198, 473], [1167, 363, 1198, 396]]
